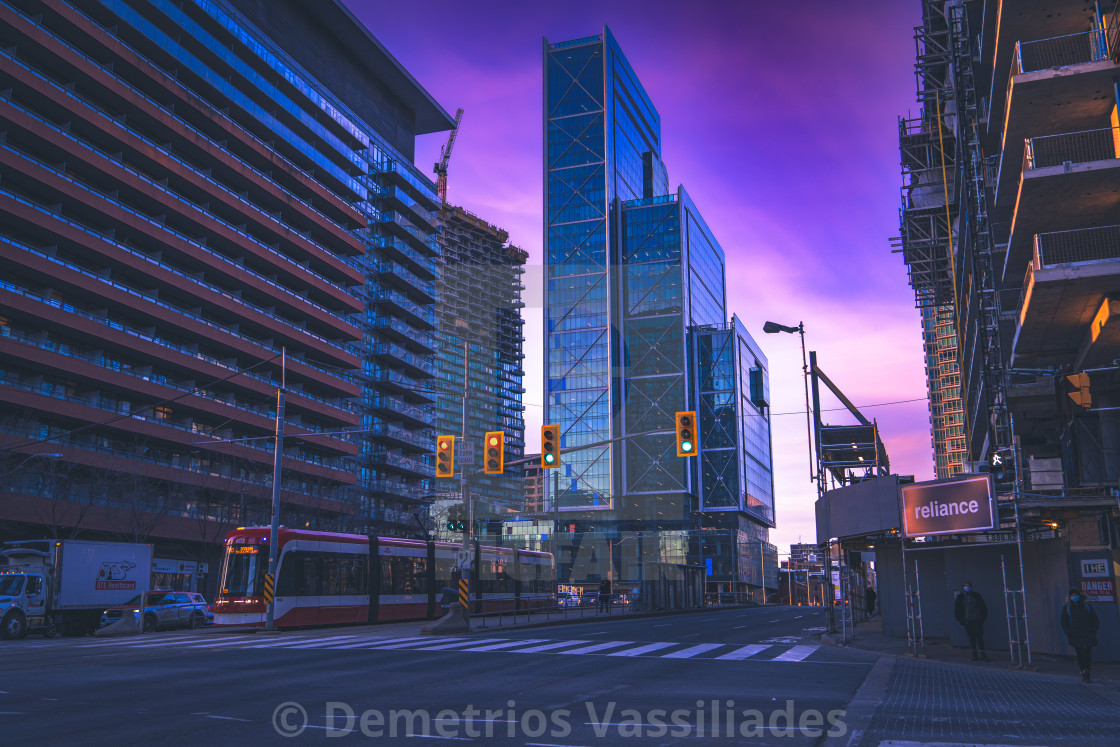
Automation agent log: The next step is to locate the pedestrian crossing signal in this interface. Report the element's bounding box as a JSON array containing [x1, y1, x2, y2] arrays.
[[484, 431, 504, 474], [436, 435, 455, 478], [675, 411, 697, 457], [541, 424, 560, 468]]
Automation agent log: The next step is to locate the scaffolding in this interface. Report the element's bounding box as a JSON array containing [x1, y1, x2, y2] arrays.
[[898, 0, 969, 479]]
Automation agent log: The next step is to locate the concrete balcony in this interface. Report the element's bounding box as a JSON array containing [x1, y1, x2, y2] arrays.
[[1003, 126, 1120, 286], [986, 0, 1100, 144], [1011, 224, 1120, 369], [994, 29, 1119, 210]]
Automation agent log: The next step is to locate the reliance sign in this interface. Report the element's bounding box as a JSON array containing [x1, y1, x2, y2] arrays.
[[900, 475, 996, 537]]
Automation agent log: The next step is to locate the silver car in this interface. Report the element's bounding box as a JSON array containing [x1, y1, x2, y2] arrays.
[[101, 591, 212, 632]]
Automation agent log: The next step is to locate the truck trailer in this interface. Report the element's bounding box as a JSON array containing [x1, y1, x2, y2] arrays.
[[0, 540, 152, 638]]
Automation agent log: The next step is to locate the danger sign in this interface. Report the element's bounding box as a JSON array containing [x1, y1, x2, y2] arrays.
[[1080, 578, 1116, 603]]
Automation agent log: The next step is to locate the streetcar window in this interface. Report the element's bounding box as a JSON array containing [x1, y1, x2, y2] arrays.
[[380, 555, 428, 595], [277, 551, 368, 597], [221, 546, 264, 597]]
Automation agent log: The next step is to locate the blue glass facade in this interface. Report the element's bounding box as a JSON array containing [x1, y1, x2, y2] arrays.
[[692, 316, 775, 527], [543, 29, 776, 592]]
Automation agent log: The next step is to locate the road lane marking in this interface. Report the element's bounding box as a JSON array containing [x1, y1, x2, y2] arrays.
[[715, 644, 771, 660], [771, 645, 818, 662], [606, 642, 676, 657], [661, 643, 723, 659], [559, 640, 634, 655], [653, 623, 672, 627]]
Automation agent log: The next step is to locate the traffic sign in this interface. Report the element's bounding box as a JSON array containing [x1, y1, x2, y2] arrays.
[[263, 572, 275, 604], [455, 548, 473, 570]]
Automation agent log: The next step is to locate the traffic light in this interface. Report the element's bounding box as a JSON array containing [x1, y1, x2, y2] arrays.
[[484, 431, 505, 474], [675, 411, 697, 457], [446, 505, 466, 533], [436, 435, 455, 478], [990, 449, 1014, 486], [541, 424, 560, 468]]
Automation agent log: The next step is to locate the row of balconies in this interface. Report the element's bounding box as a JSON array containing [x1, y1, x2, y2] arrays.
[[991, 14, 1120, 374]]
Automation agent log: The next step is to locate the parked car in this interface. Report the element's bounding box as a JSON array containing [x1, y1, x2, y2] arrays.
[[580, 592, 599, 607], [101, 591, 212, 632], [556, 591, 580, 608]]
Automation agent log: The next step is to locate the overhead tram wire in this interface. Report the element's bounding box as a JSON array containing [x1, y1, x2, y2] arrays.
[[522, 396, 930, 416]]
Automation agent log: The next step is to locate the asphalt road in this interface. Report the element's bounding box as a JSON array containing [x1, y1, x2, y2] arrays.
[[0, 605, 875, 745]]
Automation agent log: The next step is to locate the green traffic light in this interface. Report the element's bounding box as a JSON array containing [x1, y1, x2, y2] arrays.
[[544, 453, 555, 463], [681, 441, 693, 452]]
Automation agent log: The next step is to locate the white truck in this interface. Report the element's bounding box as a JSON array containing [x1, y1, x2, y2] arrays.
[[0, 540, 152, 639]]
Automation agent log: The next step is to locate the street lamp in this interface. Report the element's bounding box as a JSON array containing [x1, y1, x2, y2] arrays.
[[764, 320, 836, 631], [0, 452, 63, 478], [762, 321, 813, 482]]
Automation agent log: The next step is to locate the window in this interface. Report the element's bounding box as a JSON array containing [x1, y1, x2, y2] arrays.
[[380, 555, 428, 595]]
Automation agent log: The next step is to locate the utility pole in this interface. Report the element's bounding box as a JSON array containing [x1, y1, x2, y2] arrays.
[[810, 351, 836, 633], [265, 349, 285, 632]]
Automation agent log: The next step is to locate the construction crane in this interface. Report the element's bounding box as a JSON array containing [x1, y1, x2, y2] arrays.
[[434, 107, 464, 204]]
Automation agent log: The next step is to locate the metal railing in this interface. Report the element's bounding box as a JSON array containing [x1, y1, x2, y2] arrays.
[[1035, 224, 1120, 267], [1023, 126, 1120, 170], [470, 594, 638, 628], [1014, 29, 1111, 74]]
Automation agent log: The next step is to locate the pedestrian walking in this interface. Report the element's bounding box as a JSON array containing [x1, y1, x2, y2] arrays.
[[953, 581, 989, 661], [1060, 588, 1100, 683], [864, 584, 877, 617], [598, 578, 611, 612]]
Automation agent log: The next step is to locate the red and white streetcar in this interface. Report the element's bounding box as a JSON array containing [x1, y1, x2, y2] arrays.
[[213, 527, 554, 628]]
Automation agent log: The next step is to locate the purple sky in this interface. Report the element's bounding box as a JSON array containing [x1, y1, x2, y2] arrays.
[[344, 0, 930, 551]]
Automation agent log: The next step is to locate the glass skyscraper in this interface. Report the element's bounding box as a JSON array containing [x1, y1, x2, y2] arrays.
[[543, 29, 776, 591]]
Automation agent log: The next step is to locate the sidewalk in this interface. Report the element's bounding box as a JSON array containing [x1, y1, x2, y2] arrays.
[[821, 616, 1120, 692]]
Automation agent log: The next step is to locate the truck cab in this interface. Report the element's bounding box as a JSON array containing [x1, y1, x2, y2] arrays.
[[0, 570, 48, 639]]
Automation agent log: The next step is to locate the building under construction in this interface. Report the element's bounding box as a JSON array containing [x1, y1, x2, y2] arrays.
[[886, 0, 1120, 662], [432, 205, 527, 534]]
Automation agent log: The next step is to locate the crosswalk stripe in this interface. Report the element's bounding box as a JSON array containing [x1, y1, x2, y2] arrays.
[[661, 643, 723, 659], [409, 638, 506, 651], [607, 641, 677, 657], [371, 637, 460, 649], [558, 640, 633, 655], [715, 644, 771, 661], [457, 639, 547, 652], [241, 635, 364, 649], [770, 645, 818, 662], [505, 639, 591, 654], [272, 636, 367, 648]]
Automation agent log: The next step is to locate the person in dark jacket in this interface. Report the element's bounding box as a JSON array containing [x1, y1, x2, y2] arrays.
[[953, 581, 989, 661], [865, 585, 877, 616], [598, 578, 611, 612], [1060, 588, 1101, 682]]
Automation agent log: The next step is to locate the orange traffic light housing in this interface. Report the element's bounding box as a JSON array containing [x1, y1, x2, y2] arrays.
[[484, 431, 505, 474], [541, 424, 560, 468], [675, 411, 697, 457], [436, 435, 455, 478]]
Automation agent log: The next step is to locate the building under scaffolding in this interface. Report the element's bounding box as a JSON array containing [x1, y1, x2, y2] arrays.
[[896, 0, 967, 480], [432, 206, 527, 533], [879, 0, 1120, 664]]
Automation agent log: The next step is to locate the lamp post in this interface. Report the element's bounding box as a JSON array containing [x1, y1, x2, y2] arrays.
[[764, 321, 835, 631], [762, 321, 813, 482]]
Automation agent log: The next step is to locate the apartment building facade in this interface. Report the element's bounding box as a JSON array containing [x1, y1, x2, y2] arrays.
[[0, 0, 451, 572]]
